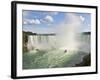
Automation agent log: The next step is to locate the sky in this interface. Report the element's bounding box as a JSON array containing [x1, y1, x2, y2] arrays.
[[22, 10, 91, 34]]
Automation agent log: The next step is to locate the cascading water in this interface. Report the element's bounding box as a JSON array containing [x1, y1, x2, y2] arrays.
[[27, 35, 57, 51], [27, 36, 34, 51]]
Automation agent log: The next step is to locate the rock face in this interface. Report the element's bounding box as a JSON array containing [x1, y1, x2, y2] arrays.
[[75, 54, 91, 66], [23, 31, 28, 52], [79, 32, 91, 53]]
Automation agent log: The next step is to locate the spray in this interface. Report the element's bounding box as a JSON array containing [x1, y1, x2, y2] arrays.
[[56, 13, 81, 52]]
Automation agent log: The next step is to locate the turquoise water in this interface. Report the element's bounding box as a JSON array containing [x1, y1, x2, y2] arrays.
[[23, 49, 88, 69]]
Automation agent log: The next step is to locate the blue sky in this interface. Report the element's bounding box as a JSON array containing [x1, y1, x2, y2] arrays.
[[22, 10, 91, 33]]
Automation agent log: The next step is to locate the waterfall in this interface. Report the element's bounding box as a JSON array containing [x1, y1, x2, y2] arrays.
[[27, 35, 57, 51], [27, 36, 34, 51]]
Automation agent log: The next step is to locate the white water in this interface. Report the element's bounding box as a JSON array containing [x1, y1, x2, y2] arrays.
[[27, 35, 57, 50]]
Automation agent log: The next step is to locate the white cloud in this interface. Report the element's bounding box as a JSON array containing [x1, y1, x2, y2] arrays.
[[42, 15, 54, 24], [45, 15, 54, 22], [35, 19, 41, 24], [23, 20, 28, 24], [23, 19, 41, 25], [80, 16, 85, 22], [23, 15, 53, 25], [29, 19, 35, 24]]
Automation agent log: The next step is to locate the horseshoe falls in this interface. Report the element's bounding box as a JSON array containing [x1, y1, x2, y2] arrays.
[[23, 13, 91, 69]]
